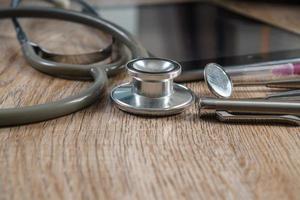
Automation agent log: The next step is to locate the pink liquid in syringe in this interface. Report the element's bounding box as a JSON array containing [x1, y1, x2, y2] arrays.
[[272, 63, 300, 76]]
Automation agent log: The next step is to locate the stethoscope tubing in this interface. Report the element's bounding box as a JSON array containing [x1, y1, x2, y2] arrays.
[[0, 67, 107, 127], [10, 0, 129, 79], [21, 42, 129, 79], [0, 7, 149, 126]]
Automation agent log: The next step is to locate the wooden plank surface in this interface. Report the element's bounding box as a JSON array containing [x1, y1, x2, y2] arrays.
[[216, 1, 300, 35], [0, 1, 300, 200]]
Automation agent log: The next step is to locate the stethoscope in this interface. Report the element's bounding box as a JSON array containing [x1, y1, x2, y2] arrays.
[[0, 0, 194, 126], [2, 0, 300, 127]]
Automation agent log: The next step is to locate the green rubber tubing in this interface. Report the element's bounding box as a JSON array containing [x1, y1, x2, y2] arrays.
[[0, 7, 149, 126]]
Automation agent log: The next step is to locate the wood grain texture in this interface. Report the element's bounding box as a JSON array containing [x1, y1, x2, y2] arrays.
[[216, 1, 300, 35], [0, 1, 300, 200]]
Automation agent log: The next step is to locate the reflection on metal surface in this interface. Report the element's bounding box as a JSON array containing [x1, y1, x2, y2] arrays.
[[111, 58, 194, 116], [204, 63, 233, 98]]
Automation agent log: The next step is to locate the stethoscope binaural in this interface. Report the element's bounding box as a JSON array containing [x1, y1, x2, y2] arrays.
[[0, 0, 194, 126]]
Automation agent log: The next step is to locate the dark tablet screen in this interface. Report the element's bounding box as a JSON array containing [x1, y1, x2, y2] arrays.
[[99, 2, 300, 80]]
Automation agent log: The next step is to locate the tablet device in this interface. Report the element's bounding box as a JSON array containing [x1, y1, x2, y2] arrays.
[[99, 2, 300, 81]]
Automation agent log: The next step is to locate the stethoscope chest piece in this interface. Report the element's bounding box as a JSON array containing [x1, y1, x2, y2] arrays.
[[111, 58, 194, 116]]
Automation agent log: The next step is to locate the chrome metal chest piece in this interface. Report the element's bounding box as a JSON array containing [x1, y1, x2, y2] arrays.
[[111, 58, 195, 116]]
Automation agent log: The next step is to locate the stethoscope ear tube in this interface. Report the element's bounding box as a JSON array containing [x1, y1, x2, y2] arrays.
[[0, 67, 107, 127]]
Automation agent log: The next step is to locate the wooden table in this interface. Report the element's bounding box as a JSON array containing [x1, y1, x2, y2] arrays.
[[0, 1, 299, 199]]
